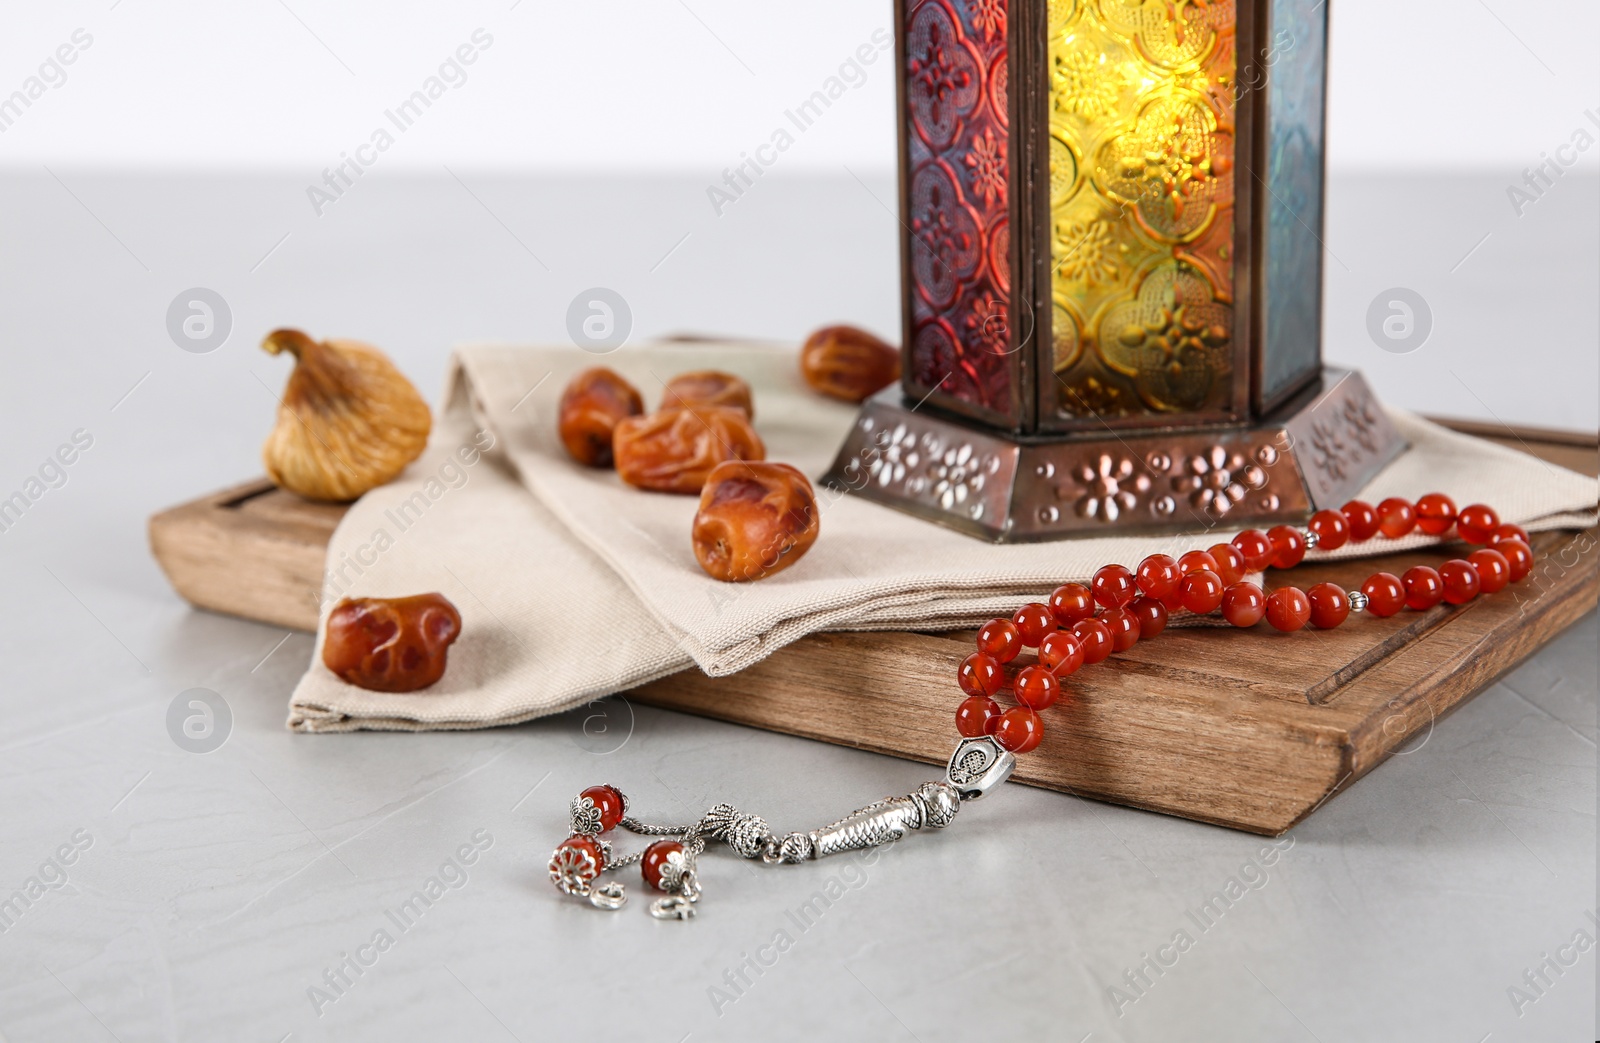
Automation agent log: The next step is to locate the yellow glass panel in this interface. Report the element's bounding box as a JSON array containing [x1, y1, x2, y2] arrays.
[[1049, 0, 1236, 419]]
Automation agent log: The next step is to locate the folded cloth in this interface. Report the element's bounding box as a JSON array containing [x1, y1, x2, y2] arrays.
[[288, 343, 1599, 732]]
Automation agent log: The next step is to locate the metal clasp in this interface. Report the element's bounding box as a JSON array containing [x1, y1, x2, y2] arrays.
[[650, 868, 701, 920], [587, 882, 627, 911], [650, 896, 697, 921]]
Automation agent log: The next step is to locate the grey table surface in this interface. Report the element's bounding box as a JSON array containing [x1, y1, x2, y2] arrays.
[[0, 170, 1595, 1043]]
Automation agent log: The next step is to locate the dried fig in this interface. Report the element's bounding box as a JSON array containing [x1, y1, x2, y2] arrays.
[[613, 406, 765, 494], [261, 328, 431, 502], [692, 462, 819, 582], [800, 325, 900, 403], [322, 593, 462, 692], [558, 367, 644, 467], [660, 370, 754, 417]]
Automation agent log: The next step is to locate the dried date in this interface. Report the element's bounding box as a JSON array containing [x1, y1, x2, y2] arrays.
[[322, 593, 462, 692], [800, 325, 900, 403], [692, 461, 820, 582], [659, 370, 754, 418], [558, 367, 644, 467], [613, 406, 765, 494]]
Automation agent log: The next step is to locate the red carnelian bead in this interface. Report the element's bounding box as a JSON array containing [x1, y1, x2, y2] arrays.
[[1012, 602, 1056, 647], [578, 785, 626, 832], [1439, 559, 1480, 604], [1268, 525, 1307, 568], [1129, 595, 1169, 640], [1491, 523, 1529, 546], [1180, 569, 1225, 615], [1101, 608, 1141, 652], [1091, 564, 1138, 609], [1265, 587, 1311, 631], [1455, 504, 1499, 545], [1309, 509, 1350, 551], [1402, 566, 1445, 610], [976, 618, 1022, 663], [1049, 583, 1096, 627], [1415, 493, 1457, 536], [1014, 665, 1061, 710], [957, 652, 1005, 698], [1071, 618, 1114, 664], [1159, 585, 1188, 614], [1135, 554, 1182, 599], [1376, 497, 1417, 538], [1221, 582, 1266, 627], [1039, 629, 1086, 676], [554, 833, 604, 877], [955, 696, 1002, 737], [1342, 500, 1380, 542], [1232, 530, 1275, 572], [1496, 538, 1533, 582], [1307, 582, 1350, 628], [1467, 547, 1511, 593], [1207, 542, 1247, 584], [641, 840, 685, 891], [995, 706, 1043, 753], [1360, 572, 1406, 617], [1177, 549, 1220, 576]]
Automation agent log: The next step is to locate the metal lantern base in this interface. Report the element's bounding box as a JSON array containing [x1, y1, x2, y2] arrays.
[[821, 369, 1407, 542]]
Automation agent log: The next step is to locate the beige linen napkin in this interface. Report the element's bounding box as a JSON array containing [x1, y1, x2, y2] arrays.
[[288, 343, 1598, 732]]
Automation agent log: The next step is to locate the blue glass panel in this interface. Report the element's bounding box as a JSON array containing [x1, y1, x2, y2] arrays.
[[1261, 0, 1327, 406]]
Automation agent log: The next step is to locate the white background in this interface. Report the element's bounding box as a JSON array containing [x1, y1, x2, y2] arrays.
[[0, 0, 1594, 432], [0, 0, 1595, 174]]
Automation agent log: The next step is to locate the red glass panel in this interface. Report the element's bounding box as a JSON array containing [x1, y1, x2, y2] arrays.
[[903, 0, 1013, 422]]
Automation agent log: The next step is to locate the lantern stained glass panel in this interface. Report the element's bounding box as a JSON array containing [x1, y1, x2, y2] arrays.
[[900, 0, 1018, 427], [1044, 0, 1244, 427], [1258, 0, 1328, 410]]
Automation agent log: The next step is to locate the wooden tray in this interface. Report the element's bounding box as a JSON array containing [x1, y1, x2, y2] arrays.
[[149, 424, 1598, 835]]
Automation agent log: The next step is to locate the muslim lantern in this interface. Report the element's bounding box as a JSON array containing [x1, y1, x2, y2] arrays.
[[825, 0, 1405, 540]]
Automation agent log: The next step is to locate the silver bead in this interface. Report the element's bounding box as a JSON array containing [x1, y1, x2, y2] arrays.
[[777, 832, 814, 863], [1347, 590, 1369, 613], [914, 781, 962, 828], [1301, 528, 1320, 550], [699, 802, 741, 836], [726, 814, 771, 859]]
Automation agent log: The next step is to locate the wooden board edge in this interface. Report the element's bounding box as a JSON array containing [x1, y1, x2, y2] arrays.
[[149, 496, 325, 632]]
